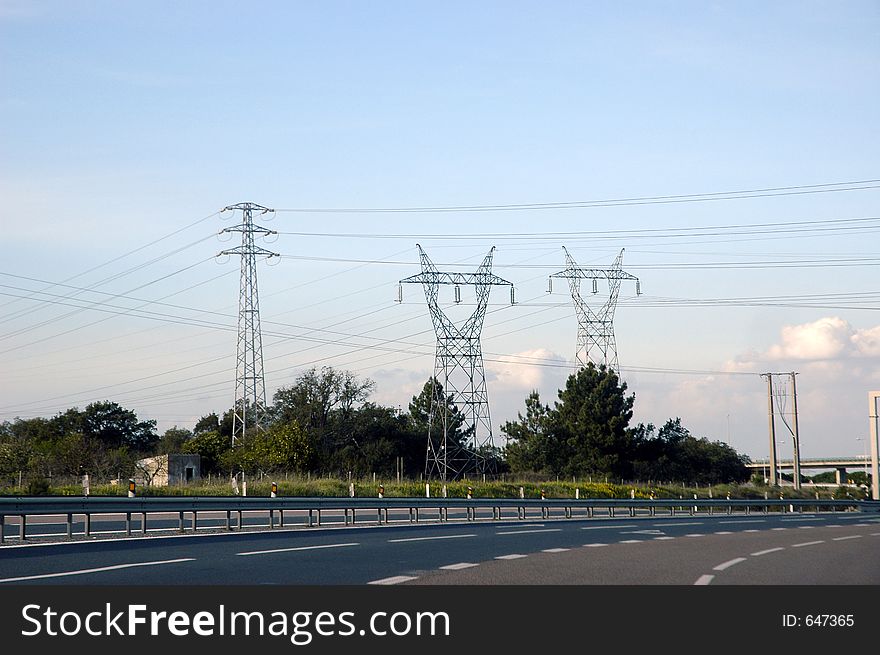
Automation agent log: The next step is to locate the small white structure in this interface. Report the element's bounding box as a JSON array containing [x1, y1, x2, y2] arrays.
[[135, 454, 201, 487]]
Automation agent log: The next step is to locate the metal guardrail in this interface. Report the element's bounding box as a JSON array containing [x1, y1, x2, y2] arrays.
[[0, 496, 876, 544]]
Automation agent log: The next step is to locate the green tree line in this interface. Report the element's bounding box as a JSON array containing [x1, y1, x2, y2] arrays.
[[1, 364, 751, 487]]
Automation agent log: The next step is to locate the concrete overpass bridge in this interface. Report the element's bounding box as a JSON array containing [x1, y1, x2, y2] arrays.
[[746, 458, 870, 485]]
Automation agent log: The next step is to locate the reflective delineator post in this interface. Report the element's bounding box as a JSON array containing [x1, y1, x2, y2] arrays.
[[128, 479, 136, 498], [425, 483, 430, 498], [467, 486, 473, 500], [349, 482, 355, 498], [378, 485, 384, 499]]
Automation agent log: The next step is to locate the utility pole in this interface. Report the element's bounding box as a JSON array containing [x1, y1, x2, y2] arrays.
[[762, 373, 779, 487], [789, 372, 802, 490], [219, 202, 278, 448], [869, 391, 880, 501], [549, 247, 639, 372], [399, 245, 514, 482], [761, 372, 802, 490]]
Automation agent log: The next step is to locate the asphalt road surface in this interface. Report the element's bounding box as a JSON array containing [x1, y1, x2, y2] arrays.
[[1, 511, 879, 585]]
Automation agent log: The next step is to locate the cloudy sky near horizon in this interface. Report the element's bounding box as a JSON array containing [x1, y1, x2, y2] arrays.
[[1, 1, 879, 464]]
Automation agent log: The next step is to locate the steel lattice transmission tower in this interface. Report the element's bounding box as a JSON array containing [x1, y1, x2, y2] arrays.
[[549, 247, 639, 372], [218, 202, 278, 448], [399, 245, 514, 481]]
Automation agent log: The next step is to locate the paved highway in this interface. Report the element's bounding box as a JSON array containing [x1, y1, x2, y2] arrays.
[[1, 512, 878, 585]]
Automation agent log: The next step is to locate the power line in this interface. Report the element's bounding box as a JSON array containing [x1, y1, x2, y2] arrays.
[[274, 179, 880, 213]]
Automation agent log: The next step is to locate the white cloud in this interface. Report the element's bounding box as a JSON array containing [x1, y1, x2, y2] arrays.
[[485, 348, 568, 391], [766, 316, 852, 360]]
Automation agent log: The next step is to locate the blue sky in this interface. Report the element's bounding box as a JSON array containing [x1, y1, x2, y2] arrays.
[[1, 1, 879, 465]]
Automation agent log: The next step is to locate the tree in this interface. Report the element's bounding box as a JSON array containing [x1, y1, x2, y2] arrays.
[[223, 421, 312, 474], [408, 378, 468, 450], [156, 426, 192, 454], [181, 430, 230, 474], [502, 391, 559, 474], [552, 364, 636, 478], [193, 413, 220, 436], [79, 401, 158, 451]]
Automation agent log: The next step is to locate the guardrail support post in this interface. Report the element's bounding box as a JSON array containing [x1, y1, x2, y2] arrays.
[[352, 509, 356, 524], [0, 515, 4, 544], [178, 511, 185, 533], [650, 506, 655, 517], [269, 509, 274, 529], [670, 506, 675, 516], [142, 512, 148, 534], [20, 514, 26, 541], [237, 510, 243, 530], [318, 509, 323, 526], [280, 509, 285, 528], [126, 512, 132, 536], [629, 506, 635, 518], [587, 507, 594, 519], [67, 513, 73, 539], [610, 507, 615, 518], [377, 509, 383, 525], [727, 504, 732, 516], [745, 505, 750, 515], [344, 509, 350, 525], [308, 509, 314, 527], [415, 508, 419, 523], [83, 513, 89, 538], [193, 511, 198, 531], [225, 510, 231, 531]]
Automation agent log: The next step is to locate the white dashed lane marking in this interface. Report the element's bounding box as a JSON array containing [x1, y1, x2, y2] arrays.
[[542, 548, 570, 553], [792, 540, 825, 548], [495, 554, 528, 560], [496, 529, 562, 536], [439, 562, 479, 571], [0, 558, 195, 584], [694, 574, 714, 585], [388, 534, 476, 543], [832, 535, 863, 541], [713, 557, 747, 572], [368, 576, 418, 585], [751, 547, 785, 556]]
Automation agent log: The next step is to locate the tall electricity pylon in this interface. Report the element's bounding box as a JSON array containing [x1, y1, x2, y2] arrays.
[[399, 245, 514, 481], [549, 247, 639, 372], [219, 202, 278, 448]]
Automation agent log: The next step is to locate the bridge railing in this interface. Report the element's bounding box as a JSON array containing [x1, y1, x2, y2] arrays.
[[0, 496, 876, 544]]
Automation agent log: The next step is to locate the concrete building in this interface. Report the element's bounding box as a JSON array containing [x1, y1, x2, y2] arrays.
[[134, 454, 201, 487]]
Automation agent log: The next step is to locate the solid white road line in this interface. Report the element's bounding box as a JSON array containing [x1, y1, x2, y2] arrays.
[[368, 576, 418, 585], [496, 529, 562, 536], [798, 526, 816, 529], [652, 521, 703, 527], [791, 540, 825, 548], [714, 531, 733, 535], [654, 536, 675, 541], [388, 534, 476, 543], [743, 529, 760, 533], [237, 542, 359, 556], [751, 547, 785, 556], [619, 540, 642, 544], [0, 558, 195, 584], [694, 574, 714, 585], [832, 535, 863, 541], [583, 543, 608, 547], [719, 520, 766, 524], [542, 548, 570, 553], [440, 562, 479, 570], [685, 534, 705, 538], [495, 554, 528, 560], [713, 557, 747, 572], [771, 528, 787, 531]]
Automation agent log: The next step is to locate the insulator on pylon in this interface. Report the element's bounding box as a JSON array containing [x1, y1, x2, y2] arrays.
[[592, 279, 598, 294], [547, 278, 553, 293], [396, 284, 403, 303], [510, 287, 516, 305], [636, 280, 641, 296], [454, 285, 461, 303]]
